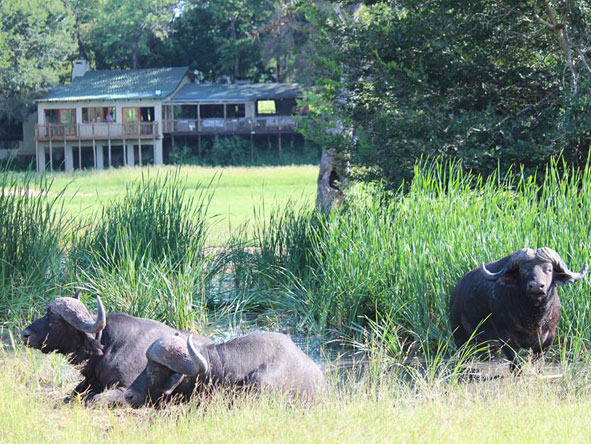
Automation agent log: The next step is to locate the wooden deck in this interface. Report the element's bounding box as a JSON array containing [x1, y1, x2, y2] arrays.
[[36, 122, 160, 142], [162, 116, 301, 135]]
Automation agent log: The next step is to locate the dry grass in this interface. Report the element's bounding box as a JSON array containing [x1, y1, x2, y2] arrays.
[[3, 345, 591, 444]]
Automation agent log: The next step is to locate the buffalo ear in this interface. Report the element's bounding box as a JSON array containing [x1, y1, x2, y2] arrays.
[[82, 333, 104, 357], [554, 271, 577, 286], [162, 373, 185, 396], [497, 271, 519, 287]]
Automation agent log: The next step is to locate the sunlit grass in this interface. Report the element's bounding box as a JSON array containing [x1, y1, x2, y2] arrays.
[[3, 347, 591, 444], [24, 165, 317, 244]]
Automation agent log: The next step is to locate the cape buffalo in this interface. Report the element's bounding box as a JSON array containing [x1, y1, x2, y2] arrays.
[[21, 292, 211, 402], [450, 247, 588, 369], [124, 331, 325, 408]]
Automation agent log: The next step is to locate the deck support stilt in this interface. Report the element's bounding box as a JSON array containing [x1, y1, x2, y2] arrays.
[[278, 134, 282, 160], [92, 139, 96, 169], [49, 139, 53, 172]]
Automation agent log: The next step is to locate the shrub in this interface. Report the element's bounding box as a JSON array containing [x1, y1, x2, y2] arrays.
[[207, 136, 250, 166]]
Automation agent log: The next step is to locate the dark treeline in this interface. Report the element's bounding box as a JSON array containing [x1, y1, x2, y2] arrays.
[[2, 0, 591, 185]]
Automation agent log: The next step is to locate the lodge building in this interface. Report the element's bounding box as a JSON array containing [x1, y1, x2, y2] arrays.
[[30, 61, 303, 172]]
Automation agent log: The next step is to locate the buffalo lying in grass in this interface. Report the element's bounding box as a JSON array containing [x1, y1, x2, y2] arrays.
[[124, 331, 325, 407], [21, 292, 211, 402], [450, 247, 588, 369]]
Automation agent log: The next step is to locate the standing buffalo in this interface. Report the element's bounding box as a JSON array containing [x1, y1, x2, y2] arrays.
[[450, 247, 588, 369], [21, 292, 211, 401], [124, 331, 325, 407]]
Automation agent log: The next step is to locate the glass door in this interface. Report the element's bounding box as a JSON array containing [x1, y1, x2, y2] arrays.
[[59, 109, 76, 136], [123, 107, 139, 135]]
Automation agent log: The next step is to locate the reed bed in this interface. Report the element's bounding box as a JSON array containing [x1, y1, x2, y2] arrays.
[[233, 159, 591, 353], [2, 159, 591, 354]]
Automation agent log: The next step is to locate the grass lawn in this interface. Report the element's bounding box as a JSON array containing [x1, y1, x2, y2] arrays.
[[34, 165, 317, 244], [2, 348, 591, 444]]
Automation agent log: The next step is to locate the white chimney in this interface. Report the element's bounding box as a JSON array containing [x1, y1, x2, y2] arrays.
[[72, 60, 90, 81]]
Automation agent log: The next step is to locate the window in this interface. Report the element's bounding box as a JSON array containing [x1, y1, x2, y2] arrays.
[[226, 104, 245, 118], [174, 105, 198, 119], [82, 107, 116, 123], [44, 108, 76, 136], [257, 100, 276, 115], [123, 107, 154, 135], [200, 104, 224, 118]]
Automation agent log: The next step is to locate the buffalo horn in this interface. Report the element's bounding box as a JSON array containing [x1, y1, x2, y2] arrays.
[[49, 295, 106, 333], [538, 247, 589, 284], [555, 259, 589, 284], [481, 262, 510, 281], [187, 334, 209, 375], [147, 336, 196, 376]]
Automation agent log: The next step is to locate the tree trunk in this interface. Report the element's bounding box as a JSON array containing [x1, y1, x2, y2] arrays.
[[132, 41, 140, 69], [316, 149, 344, 212], [231, 19, 239, 81]]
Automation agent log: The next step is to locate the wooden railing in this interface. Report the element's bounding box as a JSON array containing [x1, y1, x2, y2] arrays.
[[162, 116, 302, 134], [35, 122, 159, 141]]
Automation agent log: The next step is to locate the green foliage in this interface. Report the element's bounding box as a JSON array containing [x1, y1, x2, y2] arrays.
[[147, 0, 303, 82], [0, 0, 75, 120], [90, 0, 178, 69], [234, 159, 591, 353], [169, 145, 195, 165], [302, 1, 591, 187], [75, 170, 212, 267], [206, 136, 251, 166], [0, 170, 69, 321]]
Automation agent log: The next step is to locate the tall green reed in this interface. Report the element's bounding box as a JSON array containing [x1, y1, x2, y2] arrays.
[[233, 158, 591, 354], [0, 168, 69, 323], [70, 171, 219, 329], [74, 170, 213, 268]]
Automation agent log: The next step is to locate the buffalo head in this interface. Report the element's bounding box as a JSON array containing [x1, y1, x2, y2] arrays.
[[481, 247, 588, 300], [124, 334, 200, 408], [21, 291, 106, 359]]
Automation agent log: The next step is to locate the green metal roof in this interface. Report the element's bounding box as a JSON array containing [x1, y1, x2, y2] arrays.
[[168, 83, 302, 103], [38, 67, 189, 102]]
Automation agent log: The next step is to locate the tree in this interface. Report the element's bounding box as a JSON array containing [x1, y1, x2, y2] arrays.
[[302, 1, 591, 187], [0, 0, 75, 123], [148, 0, 276, 81], [90, 0, 178, 69]]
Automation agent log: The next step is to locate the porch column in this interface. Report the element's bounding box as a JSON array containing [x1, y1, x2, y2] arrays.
[[38, 145, 46, 172], [154, 140, 163, 166], [127, 143, 135, 166], [96, 144, 104, 170], [64, 143, 74, 173]]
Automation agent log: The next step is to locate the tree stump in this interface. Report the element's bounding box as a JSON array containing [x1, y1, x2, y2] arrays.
[[316, 149, 344, 212]]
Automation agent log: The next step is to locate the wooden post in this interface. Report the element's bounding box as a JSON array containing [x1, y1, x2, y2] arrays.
[[35, 140, 39, 172], [123, 139, 127, 166], [49, 139, 53, 172], [250, 134, 254, 163], [108, 123, 112, 168], [223, 104, 227, 131], [138, 121, 142, 166], [278, 134, 282, 160], [92, 139, 96, 168], [197, 104, 201, 132], [78, 139, 82, 170], [64, 137, 67, 172]]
